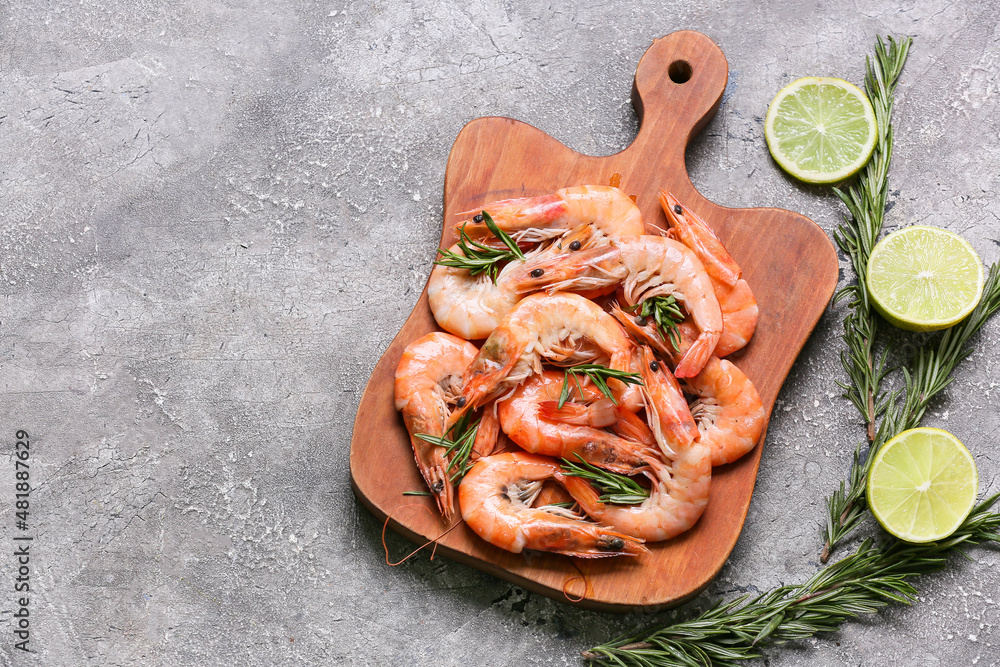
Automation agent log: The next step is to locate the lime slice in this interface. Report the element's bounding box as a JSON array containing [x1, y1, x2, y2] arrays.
[[867, 428, 978, 543], [764, 77, 877, 184], [866, 226, 984, 332]]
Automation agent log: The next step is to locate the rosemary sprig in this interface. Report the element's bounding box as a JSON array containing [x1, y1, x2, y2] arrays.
[[820, 35, 911, 561], [414, 412, 480, 483], [583, 494, 1000, 666], [560, 455, 650, 505], [557, 363, 644, 410], [824, 264, 1000, 558], [433, 211, 525, 283], [831, 35, 911, 443], [626, 296, 684, 350]]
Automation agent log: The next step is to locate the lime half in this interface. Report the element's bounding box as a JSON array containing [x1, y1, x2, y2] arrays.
[[866, 226, 984, 332], [867, 427, 978, 543], [765, 77, 877, 184]]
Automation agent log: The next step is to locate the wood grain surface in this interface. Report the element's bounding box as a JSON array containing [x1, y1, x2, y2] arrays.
[[350, 30, 839, 612]]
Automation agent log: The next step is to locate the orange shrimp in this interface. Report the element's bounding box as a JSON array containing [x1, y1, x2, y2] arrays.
[[428, 228, 612, 341], [457, 185, 644, 245], [538, 347, 697, 455], [684, 357, 766, 466], [508, 236, 722, 377], [459, 452, 649, 557], [394, 332, 479, 522], [451, 292, 637, 426], [497, 371, 656, 474], [564, 348, 712, 542], [660, 192, 759, 357]]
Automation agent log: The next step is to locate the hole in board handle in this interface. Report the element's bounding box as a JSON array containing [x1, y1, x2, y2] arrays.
[[668, 60, 692, 84]]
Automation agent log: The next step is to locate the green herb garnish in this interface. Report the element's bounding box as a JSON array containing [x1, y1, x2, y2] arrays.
[[414, 412, 480, 483], [560, 455, 650, 505], [583, 498, 1000, 665], [556, 363, 643, 410], [626, 295, 684, 349], [433, 211, 525, 283]]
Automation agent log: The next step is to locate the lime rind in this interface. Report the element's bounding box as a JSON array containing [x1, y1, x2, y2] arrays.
[[867, 427, 978, 543], [866, 226, 984, 332], [764, 77, 878, 184]]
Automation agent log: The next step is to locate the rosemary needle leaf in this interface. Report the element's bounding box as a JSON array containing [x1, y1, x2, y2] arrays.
[[585, 497, 1000, 666], [822, 34, 914, 559], [626, 296, 685, 350], [482, 210, 526, 260], [433, 212, 524, 284], [556, 363, 643, 409], [560, 455, 649, 505]]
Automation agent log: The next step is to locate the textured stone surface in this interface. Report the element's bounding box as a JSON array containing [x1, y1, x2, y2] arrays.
[[2, 1, 999, 665]]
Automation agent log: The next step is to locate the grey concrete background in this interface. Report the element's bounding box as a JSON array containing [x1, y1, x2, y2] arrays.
[[1, 1, 999, 665]]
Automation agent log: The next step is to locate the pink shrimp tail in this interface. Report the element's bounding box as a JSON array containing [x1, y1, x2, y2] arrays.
[[673, 333, 715, 378], [560, 475, 605, 516], [612, 410, 657, 449], [472, 407, 501, 459], [538, 401, 591, 425]]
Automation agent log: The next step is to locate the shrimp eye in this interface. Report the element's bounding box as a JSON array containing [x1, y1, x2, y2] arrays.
[[530, 268, 545, 278], [635, 315, 648, 327], [473, 213, 484, 223], [600, 536, 625, 551], [649, 360, 660, 372], [673, 204, 683, 215], [456, 396, 467, 407], [569, 240, 581, 251]]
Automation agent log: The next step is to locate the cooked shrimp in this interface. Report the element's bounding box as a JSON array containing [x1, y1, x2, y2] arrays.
[[427, 244, 523, 340], [457, 185, 644, 245], [394, 332, 479, 522], [660, 192, 758, 356], [538, 347, 697, 456], [451, 292, 638, 426], [428, 228, 610, 341], [684, 356, 765, 466], [563, 348, 712, 541], [509, 236, 722, 377], [459, 451, 649, 557], [498, 371, 656, 474]]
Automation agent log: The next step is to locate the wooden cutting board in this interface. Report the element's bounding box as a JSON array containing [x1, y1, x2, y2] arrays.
[[350, 30, 838, 612]]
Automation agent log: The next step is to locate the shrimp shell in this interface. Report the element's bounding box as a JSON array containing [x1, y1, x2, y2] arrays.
[[564, 348, 711, 542], [508, 236, 722, 378], [427, 245, 522, 340]]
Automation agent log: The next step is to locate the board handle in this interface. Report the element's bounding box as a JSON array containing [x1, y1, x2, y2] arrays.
[[630, 31, 729, 160]]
